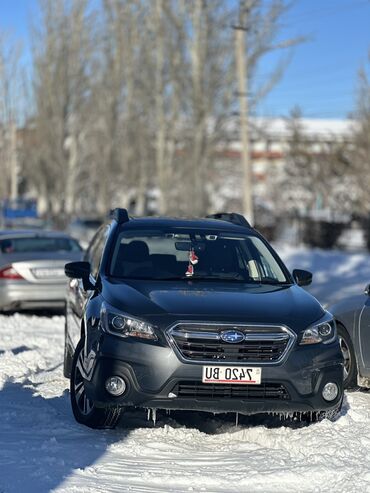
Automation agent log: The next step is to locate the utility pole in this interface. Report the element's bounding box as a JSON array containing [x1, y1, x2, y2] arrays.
[[64, 133, 77, 216], [234, 1, 254, 225]]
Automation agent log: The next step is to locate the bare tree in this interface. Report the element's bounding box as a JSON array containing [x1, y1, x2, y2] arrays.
[[235, 0, 304, 223], [276, 107, 354, 219], [171, 0, 302, 216], [0, 33, 24, 202], [20, 0, 306, 221], [28, 0, 95, 220], [169, 0, 237, 216], [352, 52, 370, 214]]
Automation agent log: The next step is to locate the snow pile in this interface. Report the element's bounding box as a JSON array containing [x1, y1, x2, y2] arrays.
[[1, 248, 370, 492]]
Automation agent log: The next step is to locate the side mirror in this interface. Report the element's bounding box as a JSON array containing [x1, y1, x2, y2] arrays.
[[65, 261, 91, 279], [65, 261, 94, 290], [293, 269, 312, 287], [365, 284, 370, 296]]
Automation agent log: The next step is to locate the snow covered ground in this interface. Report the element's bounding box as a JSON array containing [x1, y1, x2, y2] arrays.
[[1, 247, 370, 493]]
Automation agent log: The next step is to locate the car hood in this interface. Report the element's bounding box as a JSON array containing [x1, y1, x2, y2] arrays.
[[102, 279, 325, 332]]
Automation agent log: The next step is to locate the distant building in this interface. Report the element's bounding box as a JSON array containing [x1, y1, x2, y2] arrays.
[[209, 117, 355, 213]]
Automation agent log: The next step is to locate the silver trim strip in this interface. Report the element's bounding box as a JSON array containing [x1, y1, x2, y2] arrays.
[[166, 321, 297, 366], [171, 329, 220, 340], [171, 328, 290, 342]]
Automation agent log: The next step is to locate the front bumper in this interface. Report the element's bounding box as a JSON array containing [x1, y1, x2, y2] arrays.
[[0, 281, 67, 310], [84, 334, 344, 415]]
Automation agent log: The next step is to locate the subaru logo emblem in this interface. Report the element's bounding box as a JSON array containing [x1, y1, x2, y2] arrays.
[[221, 330, 245, 344]]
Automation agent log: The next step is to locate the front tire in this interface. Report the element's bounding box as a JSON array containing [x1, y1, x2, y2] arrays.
[[337, 323, 357, 389], [63, 321, 73, 378], [70, 339, 122, 429]]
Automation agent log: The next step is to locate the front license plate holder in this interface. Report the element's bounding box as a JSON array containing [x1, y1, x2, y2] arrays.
[[202, 366, 261, 384]]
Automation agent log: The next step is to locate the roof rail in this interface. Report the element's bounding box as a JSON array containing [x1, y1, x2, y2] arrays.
[[206, 212, 251, 228], [110, 208, 130, 224]]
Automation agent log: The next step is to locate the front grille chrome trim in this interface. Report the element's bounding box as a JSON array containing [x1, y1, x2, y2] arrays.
[[171, 329, 220, 340], [166, 322, 297, 365], [170, 329, 291, 342]]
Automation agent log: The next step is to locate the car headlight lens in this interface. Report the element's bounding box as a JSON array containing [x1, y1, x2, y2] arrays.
[[300, 315, 336, 345], [101, 304, 157, 341]]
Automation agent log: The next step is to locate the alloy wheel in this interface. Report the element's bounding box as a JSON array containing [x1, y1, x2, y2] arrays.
[[339, 335, 351, 380], [73, 346, 93, 416]]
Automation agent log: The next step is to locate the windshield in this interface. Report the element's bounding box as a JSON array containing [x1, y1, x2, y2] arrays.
[[110, 229, 289, 284], [0, 236, 82, 254]]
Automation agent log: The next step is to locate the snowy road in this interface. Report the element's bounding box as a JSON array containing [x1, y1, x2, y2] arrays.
[[1, 248, 370, 493]]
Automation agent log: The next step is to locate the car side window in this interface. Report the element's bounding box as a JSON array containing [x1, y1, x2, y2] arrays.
[[86, 225, 109, 279], [84, 228, 102, 263]]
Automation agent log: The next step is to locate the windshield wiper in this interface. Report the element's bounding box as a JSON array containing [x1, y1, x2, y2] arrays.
[[156, 274, 250, 281], [192, 274, 248, 281], [116, 275, 290, 284], [256, 278, 291, 285]]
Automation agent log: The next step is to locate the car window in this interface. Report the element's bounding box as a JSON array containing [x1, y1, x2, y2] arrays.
[[109, 229, 288, 283], [0, 236, 82, 254], [239, 236, 285, 282], [86, 226, 109, 279], [85, 227, 103, 262]]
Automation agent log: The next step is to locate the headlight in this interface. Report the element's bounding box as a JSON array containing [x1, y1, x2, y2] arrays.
[[100, 303, 157, 341], [300, 314, 336, 345]]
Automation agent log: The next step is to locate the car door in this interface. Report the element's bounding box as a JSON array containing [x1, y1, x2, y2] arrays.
[[66, 225, 109, 350], [358, 294, 370, 370]]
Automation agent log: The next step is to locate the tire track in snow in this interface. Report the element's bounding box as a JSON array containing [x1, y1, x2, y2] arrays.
[[1, 314, 370, 492]]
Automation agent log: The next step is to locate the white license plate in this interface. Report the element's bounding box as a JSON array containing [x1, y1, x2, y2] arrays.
[[202, 366, 261, 385], [32, 268, 65, 279]]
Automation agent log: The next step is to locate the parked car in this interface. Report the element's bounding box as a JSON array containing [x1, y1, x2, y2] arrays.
[[329, 287, 370, 389], [0, 230, 82, 311], [64, 209, 343, 429]]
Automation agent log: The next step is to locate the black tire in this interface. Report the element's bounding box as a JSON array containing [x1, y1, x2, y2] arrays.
[[63, 341, 73, 378], [337, 323, 358, 389], [70, 339, 123, 429], [63, 322, 73, 378]]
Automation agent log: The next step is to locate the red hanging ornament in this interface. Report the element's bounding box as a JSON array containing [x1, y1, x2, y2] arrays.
[[189, 248, 199, 265]]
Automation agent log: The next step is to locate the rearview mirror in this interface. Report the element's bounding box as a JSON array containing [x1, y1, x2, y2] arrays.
[[175, 241, 206, 252], [175, 241, 192, 251], [292, 269, 312, 287]]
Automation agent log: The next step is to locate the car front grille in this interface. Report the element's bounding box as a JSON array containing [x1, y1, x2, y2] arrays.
[[173, 381, 290, 400], [168, 323, 294, 363]]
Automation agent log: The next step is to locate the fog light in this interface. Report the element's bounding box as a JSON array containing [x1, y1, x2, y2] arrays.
[[105, 376, 126, 396], [322, 382, 339, 402]]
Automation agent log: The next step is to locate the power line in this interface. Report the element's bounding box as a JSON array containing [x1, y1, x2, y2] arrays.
[[256, 105, 355, 118], [254, 65, 358, 83], [252, 81, 357, 95], [257, 90, 356, 100]]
